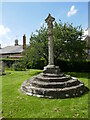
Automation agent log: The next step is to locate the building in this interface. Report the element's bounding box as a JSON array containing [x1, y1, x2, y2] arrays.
[[84, 35, 90, 60], [0, 34, 29, 59], [84, 28, 90, 60]]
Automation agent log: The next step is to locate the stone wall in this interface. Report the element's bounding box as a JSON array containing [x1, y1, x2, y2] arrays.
[[1, 53, 23, 59]]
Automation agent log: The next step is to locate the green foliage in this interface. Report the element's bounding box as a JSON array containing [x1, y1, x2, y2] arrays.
[[23, 25, 48, 69], [12, 61, 26, 71], [2, 69, 89, 118], [24, 21, 87, 69], [53, 21, 87, 61], [55, 59, 90, 72], [1, 59, 23, 68]]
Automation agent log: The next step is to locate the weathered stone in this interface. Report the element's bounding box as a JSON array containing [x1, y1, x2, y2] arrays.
[[45, 14, 55, 66], [0, 61, 5, 75], [21, 76, 88, 99], [43, 65, 61, 74], [31, 79, 80, 88]]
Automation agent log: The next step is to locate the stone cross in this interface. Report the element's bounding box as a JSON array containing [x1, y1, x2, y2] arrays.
[[0, 61, 5, 74], [45, 14, 55, 66]]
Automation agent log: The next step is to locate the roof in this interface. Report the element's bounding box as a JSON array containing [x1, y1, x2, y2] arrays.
[[0, 45, 24, 55]]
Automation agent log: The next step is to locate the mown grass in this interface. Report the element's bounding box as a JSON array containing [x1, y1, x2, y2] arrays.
[[0, 76, 2, 118], [1, 69, 90, 118]]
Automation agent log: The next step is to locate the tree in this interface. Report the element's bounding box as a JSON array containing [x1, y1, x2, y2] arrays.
[[23, 25, 48, 68], [53, 21, 87, 61], [23, 21, 87, 68]]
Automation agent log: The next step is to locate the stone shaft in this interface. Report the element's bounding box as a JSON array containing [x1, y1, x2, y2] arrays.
[[45, 14, 55, 65], [48, 33, 54, 65]]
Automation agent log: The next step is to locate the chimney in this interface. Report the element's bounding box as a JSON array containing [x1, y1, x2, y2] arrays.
[[23, 34, 26, 49], [15, 39, 18, 46]]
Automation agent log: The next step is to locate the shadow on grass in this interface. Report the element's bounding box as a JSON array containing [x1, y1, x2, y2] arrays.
[[66, 72, 90, 79], [66, 72, 90, 94]]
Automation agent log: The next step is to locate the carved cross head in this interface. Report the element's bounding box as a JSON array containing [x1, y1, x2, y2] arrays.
[[45, 14, 55, 28]]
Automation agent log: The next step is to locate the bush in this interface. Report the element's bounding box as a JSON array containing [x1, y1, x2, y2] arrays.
[[12, 61, 26, 71], [25, 58, 47, 70], [26, 60, 90, 72], [25, 58, 90, 72], [55, 59, 90, 72], [2, 59, 15, 68]]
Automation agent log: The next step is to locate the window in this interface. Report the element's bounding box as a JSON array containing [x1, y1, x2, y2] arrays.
[[88, 50, 90, 54]]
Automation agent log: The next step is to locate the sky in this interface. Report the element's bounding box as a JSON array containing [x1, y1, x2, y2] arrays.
[[0, 2, 88, 47]]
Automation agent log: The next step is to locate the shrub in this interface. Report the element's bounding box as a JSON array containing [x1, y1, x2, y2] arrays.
[[25, 58, 90, 72], [12, 61, 26, 71], [55, 59, 90, 72], [2, 59, 15, 68]]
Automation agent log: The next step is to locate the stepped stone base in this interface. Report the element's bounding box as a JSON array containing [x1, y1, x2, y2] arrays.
[[21, 66, 89, 99]]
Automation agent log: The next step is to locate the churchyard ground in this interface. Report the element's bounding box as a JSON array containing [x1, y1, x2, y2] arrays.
[[1, 69, 90, 118]]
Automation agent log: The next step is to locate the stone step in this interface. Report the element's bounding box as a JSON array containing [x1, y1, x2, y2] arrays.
[[31, 79, 81, 88], [41, 73, 64, 77], [21, 83, 87, 98], [34, 74, 71, 82]]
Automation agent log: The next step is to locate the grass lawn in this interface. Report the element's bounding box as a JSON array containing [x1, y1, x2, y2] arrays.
[[0, 76, 2, 119], [1, 69, 90, 118]]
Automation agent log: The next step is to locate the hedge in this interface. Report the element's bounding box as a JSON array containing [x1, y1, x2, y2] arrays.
[[31, 59, 90, 72], [55, 60, 90, 72], [1, 58, 90, 72], [2, 59, 23, 68]]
